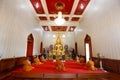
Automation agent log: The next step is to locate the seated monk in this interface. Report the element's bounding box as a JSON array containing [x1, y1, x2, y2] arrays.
[[22, 59, 34, 71], [33, 57, 42, 65], [86, 60, 97, 71], [55, 58, 66, 71], [79, 57, 85, 64], [40, 55, 46, 62]]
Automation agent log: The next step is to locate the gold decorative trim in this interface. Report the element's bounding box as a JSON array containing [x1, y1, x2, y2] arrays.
[[55, 1, 65, 10]]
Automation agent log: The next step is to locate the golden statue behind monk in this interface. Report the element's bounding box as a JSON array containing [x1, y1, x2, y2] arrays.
[[52, 35, 65, 57]]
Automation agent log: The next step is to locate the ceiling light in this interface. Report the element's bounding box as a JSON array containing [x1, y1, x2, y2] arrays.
[[71, 27, 73, 31], [53, 35, 56, 38], [80, 4, 84, 9], [62, 34, 65, 38], [55, 11, 65, 25], [36, 2, 39, 8]]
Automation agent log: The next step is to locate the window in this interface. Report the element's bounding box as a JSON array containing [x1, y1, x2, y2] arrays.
[[85, 43, 90, 62]]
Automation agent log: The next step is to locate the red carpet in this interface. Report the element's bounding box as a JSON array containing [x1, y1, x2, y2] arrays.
[[13, 60, 106, 74]]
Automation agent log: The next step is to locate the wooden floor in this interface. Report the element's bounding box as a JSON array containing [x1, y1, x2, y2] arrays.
[[2, 72, 120, 80]]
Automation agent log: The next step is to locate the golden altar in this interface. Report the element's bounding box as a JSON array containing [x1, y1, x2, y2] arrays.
[[50, 35, 65, 58]]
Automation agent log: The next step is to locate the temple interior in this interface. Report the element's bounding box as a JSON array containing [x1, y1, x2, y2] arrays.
[[0, 0, 120, 80]]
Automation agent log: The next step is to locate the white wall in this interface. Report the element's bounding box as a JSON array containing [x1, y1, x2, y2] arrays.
[[75, 28, 86, 55], [75, 0, 120, 59], [0, 0, 43, 58], [43, 32, 75, 50], [1, 0, 120, 60]]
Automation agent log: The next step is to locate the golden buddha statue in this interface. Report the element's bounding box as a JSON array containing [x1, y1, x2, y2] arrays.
[[53, 35, 65, 57]]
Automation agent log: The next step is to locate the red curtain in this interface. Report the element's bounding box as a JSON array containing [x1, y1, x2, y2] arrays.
[[26, 42, 33, 57]]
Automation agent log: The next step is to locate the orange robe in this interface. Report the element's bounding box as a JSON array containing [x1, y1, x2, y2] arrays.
[[22, 59, 34, 71]]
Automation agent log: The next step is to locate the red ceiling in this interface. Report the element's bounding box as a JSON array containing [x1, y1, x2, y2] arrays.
[[50, 17, 55, 21], [64, 17, 69, 21], [42, 26, 50, 31], [68, 26, 76, 32], [46, 0, 74, 14], [51, 26, 67, 31], [71, 17, 80, 21], [39, 17, 47, 20], [30, 0, 45, 14], [30, 0, 90, 32], [74, 0, 90, 15]]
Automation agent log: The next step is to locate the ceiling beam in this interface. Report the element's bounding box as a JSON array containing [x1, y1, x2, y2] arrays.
[[39, 21, 79, 26], [40, 0, 50, 21], [69, 0, 80, 21], [66, 26, 70, 32], [36, 14, 82, 18]]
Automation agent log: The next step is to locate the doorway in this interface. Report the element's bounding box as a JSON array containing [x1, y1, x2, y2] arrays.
[[26, 34, 34, 57], [84, 34, 92, 62]]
